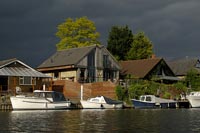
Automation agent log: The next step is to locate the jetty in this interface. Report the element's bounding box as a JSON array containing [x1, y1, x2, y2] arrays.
[[0, 92, 12, 110]]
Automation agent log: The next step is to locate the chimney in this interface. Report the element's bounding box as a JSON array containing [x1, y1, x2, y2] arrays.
[[151, 54, 156, 59]]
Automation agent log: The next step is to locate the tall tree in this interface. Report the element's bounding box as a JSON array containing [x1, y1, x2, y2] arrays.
[[126, 32, 153, 60], [55, 16, 100, 50], [107, 25, 133, 60]]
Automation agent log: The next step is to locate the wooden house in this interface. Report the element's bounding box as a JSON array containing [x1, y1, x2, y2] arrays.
[[119, 58, 180, 83], [0, 58, 51, 95], [37, 45, 121, 83]]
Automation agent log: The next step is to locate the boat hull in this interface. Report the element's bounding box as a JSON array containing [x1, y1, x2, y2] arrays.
[[187, 95, 200, 108], [132, 99, 157, 109], [10, 96, 71, 110], [80, 100, 123, 109], [132, 99, 177, 109]]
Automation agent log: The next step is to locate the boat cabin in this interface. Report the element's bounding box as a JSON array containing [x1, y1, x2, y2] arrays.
[[33, 90, 67, 102], [140, 95, 155, 103]]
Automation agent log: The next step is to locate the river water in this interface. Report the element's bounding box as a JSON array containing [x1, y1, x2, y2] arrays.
[[0, 108, 200, 133]]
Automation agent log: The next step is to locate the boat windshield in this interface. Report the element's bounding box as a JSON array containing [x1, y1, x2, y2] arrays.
[[34, 92, 52, 98], [146, 96, 152, 101], [140, 96, 145, 101], [91, 98, 99, 102], [52, 92, 66, 102]]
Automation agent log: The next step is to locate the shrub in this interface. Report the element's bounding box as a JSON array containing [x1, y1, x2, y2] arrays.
[[115, 85, 126, 100]]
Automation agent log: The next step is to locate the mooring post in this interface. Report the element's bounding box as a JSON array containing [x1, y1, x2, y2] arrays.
[[81, 84, 83, 100]]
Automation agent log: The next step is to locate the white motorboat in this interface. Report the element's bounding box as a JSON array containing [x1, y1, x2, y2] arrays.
[[10, 90, 71, 110], [187, 92, 200, 108], [80, 96, 123, 109]]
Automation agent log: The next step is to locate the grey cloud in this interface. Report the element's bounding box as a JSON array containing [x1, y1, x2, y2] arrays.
[[0, 0, 200, 67]]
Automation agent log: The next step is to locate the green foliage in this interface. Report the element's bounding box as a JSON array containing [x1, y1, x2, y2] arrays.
[[107, 26, 154, 61], [128, 81, 159, 99], [56, 16, 100, 50], [115, 85, 126, 100], [185, 69, 200, 90], [126, 32, 154, 60], [148, 81, 160, 95], [107, 25, 133, 60], [128, 84, 145, 99], [173, 82, 187, 92], [162, 92, 171, 99]]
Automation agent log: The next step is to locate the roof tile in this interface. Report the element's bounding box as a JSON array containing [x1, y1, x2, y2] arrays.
[[120, 58, 162, 78]]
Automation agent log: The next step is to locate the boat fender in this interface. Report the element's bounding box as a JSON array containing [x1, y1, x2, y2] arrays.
[[101, 104, 103, 108], [155, 102, 160, 106]]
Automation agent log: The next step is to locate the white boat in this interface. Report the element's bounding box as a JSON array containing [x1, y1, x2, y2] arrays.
[[10, 90, 71, 110], [186, 92, 200, 108], [80, 96, 123, 109], [132, 95, 177, 109]]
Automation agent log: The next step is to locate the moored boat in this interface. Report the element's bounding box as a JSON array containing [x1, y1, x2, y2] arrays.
[[131, 95, 177, 109], [186, 91, 200, 108], [80, 96, 123, 109], [10, 90, 71, 110]]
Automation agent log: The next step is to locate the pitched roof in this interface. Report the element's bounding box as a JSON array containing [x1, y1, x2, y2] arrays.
[[0, 58, 50, 77], [37, 45, 97, 69], [0, 58, 17, 67], [167, 58, 200, 76], [119, 58, 162, 78]]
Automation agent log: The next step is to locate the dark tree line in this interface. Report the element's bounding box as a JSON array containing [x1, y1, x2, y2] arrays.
[[107, 25, 154, 61]]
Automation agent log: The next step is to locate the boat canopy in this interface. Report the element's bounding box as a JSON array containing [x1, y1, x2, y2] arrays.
[[33, 91, 67, 102], [102, 96, 123, 104]]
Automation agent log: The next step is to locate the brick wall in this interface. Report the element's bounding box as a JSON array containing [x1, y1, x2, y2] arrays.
[[52, 80, 117, 102]]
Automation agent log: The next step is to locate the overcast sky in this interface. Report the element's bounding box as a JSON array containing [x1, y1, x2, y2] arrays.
[[1, 0, 200, 67]]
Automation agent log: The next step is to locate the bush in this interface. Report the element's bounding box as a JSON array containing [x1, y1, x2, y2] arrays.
[[173, 82, 187, 91], [115, 85, 126, 100], [163, 92, 171, 99]]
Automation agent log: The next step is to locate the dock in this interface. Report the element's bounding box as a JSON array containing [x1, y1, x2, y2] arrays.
[[0, 103, 12, 110], [0, 94, 12, 111], [177, 100, 190, 108]]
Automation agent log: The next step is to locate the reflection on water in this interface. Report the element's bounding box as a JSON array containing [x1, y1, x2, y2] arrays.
[[80, 109, 107, 132], [0, 109, 200, 132]]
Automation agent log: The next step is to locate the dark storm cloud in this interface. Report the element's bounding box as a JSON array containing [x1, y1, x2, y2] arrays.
[[0, 0, 200, 67]]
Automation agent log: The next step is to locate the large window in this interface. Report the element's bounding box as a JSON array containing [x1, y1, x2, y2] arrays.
[[103, 55, 109, 68], [19, 77, 36, 85], [87, 50, 95, 82]]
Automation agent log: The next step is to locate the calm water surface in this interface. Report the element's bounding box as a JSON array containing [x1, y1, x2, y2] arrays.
[[0, 108, 200, 132]]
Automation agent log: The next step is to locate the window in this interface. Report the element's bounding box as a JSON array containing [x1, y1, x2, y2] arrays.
[[196, 61, 200, 68], [87, 51, 95, 82], [146, 96, 152, 101], [19, 77, 36, 85], [54, 72, 59, 78], [140, 96, 145, 101], [103, 55, 109, 68], [91, 99, 99, 102]]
